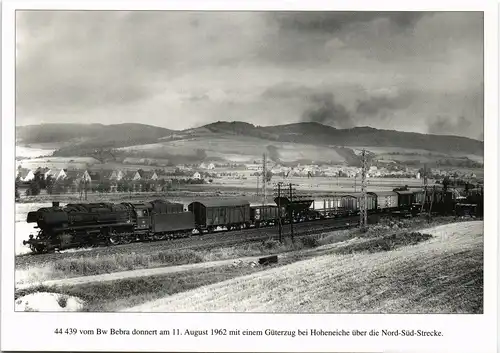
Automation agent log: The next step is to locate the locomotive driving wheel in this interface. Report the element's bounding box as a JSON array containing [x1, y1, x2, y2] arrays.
[[29, 243, 48, 254], [108, 230, 121, 245]]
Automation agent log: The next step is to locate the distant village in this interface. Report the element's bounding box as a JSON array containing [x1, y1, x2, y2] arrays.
[[16, 159, 479, 198]]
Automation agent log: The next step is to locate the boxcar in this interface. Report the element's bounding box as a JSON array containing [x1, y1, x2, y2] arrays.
[[340, 193, 377, 214], [188, 199, 251, 232], [394, 190, 414, 209], [311, 196, 344, 217], [373, 191, 399, 211]]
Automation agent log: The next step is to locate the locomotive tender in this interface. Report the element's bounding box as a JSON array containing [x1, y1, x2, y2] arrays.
[[23, 186, 479, 254]]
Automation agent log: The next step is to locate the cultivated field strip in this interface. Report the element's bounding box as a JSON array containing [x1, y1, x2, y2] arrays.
[[15, 215, 363, 268], [124, 221, 483, 313]]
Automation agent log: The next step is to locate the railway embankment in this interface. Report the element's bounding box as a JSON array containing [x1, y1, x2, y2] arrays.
[[14, 218, 478, 312]]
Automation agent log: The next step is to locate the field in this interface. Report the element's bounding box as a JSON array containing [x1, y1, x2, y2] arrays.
[[119, 134, 346, 164], [125, 221, 483, 313], [206, 176, 426, 193], [16, 146, 56, 158]]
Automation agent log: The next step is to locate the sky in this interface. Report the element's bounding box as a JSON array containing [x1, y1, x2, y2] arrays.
[[16, 11, 484, 140]]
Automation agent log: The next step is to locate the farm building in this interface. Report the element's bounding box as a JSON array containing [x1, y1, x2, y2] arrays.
[[139, 170, 158, 180], [110, 170, 125, 181], [16, 168, 35, 182]]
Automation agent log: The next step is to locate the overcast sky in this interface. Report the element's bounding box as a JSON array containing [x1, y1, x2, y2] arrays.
[[16, 11, 483, 140]]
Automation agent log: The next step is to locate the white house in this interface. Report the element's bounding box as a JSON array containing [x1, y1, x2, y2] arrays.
[[192, 172, 202, 180], [139, 170, 159, 180], [110, 170, 125, 181], [55, 169, 68, 180], [123, 171, 142, 181], [17, 168, 35, 182]]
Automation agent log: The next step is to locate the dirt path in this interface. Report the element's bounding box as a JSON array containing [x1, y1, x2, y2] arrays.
[[124, 221, 483, 313], [15, 256, 261, 290]]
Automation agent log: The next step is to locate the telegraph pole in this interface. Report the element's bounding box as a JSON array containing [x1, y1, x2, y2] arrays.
[[262, 153, 267, 205], [359, 149, 368, 231], [277, 182, 282, 243], [289, 183, 294, 242], [256, 173, 259, 197], [421, 164, 428, 214]]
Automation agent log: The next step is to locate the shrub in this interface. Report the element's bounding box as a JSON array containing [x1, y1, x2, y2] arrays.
[[261, 239, 280, 250], [300, 235, 320, 248]]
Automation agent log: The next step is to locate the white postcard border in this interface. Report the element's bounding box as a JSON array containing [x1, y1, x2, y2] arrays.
[[1, 1, 498, 352]]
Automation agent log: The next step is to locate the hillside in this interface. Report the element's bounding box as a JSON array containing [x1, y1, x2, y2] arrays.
[[16, 121, 484, 165], [198, 121, 483, 156], [16, 123, 174, 149], [125, 221, 483, 313]]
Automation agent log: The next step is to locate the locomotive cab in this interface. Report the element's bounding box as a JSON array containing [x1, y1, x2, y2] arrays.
[[134, 207, 150, 230]]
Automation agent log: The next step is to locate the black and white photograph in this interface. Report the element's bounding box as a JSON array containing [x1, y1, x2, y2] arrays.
[[2, 2, 499, 352], [12, 9, 486, 313]]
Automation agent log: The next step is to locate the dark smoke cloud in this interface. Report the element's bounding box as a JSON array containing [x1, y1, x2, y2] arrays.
[[356, 91, 413, 116], [272, 12, 427, 33], [427, 116, 473, 137], [302, 93, 353, 129], [266, 145, 281, 163]]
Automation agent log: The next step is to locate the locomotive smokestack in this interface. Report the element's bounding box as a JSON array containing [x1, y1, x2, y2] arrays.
[[52, 201, 60, 208]]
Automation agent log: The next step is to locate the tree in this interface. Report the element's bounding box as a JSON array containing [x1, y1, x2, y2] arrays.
[[15, 182, 20, 200], [46, 175, 55, 194], [442, 176, 451, 192], [265, 170, 273, 183], [27, 181, 41, 196]]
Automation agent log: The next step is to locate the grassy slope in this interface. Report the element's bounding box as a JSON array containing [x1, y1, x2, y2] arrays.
[[120, 134, 346, 164], [125, 221, 483, 313]]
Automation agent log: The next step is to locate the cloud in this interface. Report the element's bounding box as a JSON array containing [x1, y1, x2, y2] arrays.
[[427, 116, 473, 137], [271, 11, 427, 33], [15, 11, 483, 140], [356, 90, 413, 116]]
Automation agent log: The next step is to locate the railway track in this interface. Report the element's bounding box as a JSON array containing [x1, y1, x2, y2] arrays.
[[16, 215, 368, 268]]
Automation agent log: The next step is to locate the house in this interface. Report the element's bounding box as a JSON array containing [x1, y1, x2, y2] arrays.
[[35, 167, 52, 179], [110, 170, 125, 181], [64, 170, 91, 183], [139, 170, 158, 180], [54, 169, 67, 180], [123, 171, 141, 181], [192, 172, 202, 180], [17, 168, 35, 182]]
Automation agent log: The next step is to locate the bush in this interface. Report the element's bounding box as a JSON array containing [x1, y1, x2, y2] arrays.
[[300, 235, 320, 248], [261, 239, 280, 250]]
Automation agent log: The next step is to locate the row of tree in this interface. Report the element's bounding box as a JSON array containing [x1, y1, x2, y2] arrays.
[[16, 171, 208, 198]]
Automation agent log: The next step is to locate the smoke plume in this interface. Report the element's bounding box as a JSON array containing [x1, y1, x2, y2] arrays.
[[266, 145, 281, 163], [301, 93, 354, 128]]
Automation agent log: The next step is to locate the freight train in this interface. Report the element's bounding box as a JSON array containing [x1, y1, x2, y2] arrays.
[[23, 186, 481, 254]]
